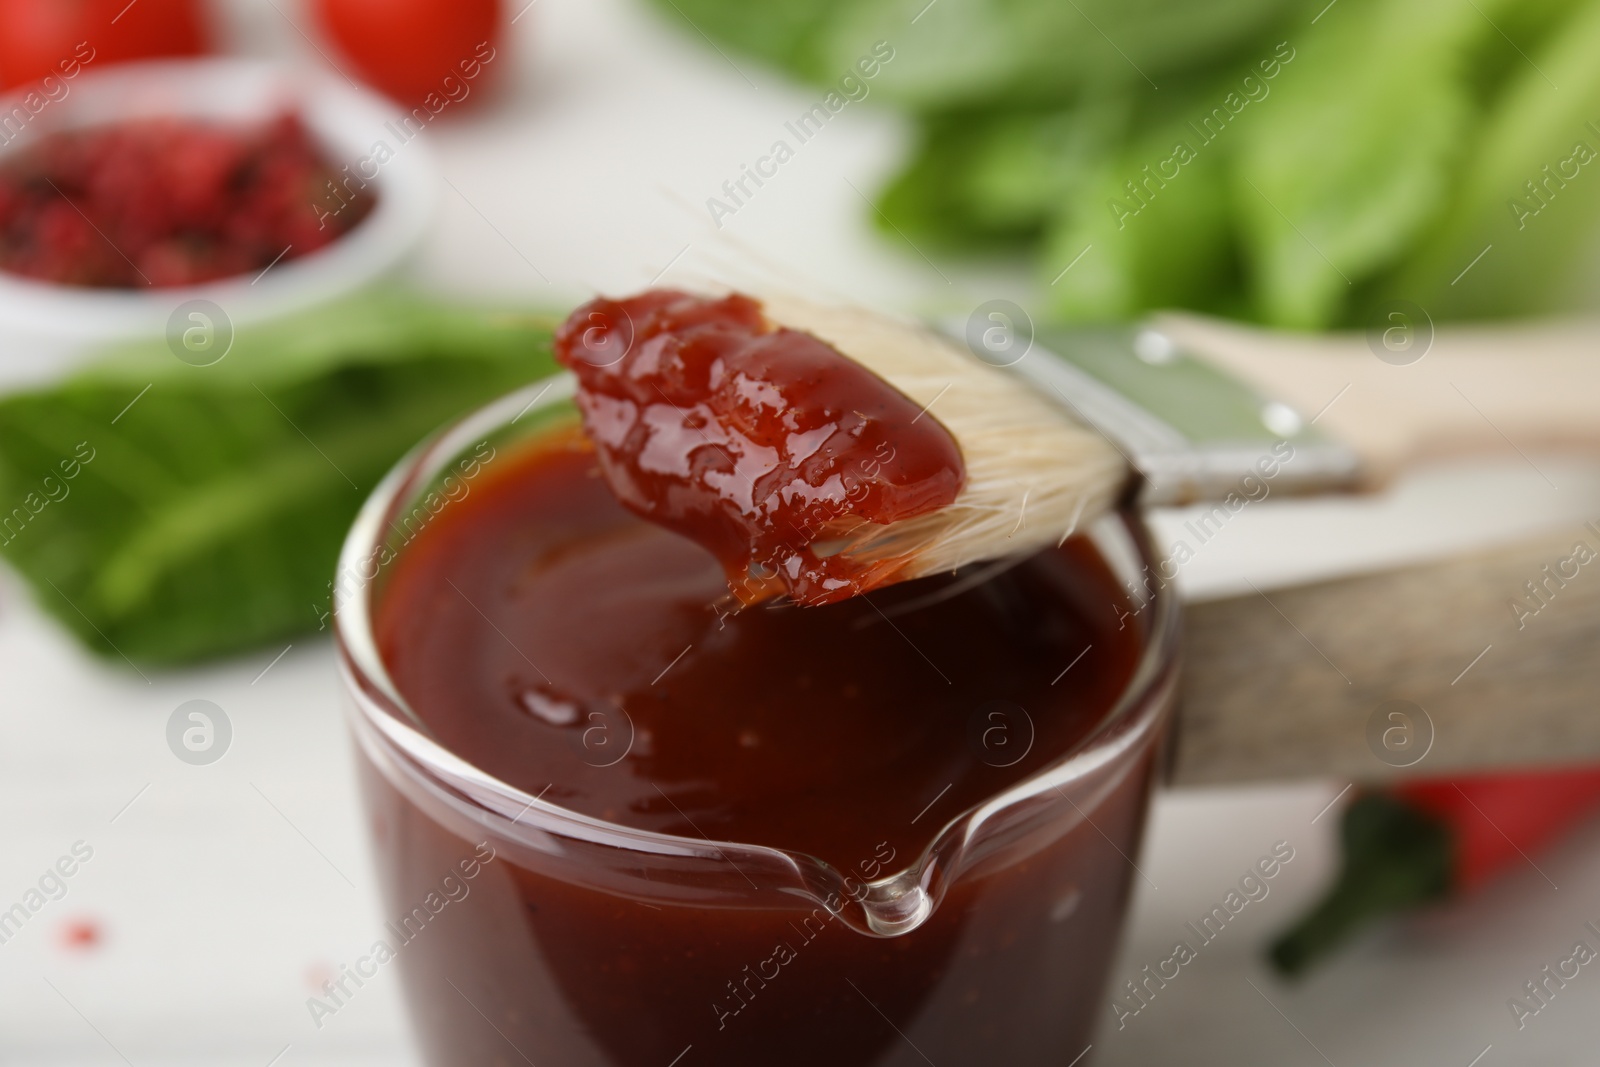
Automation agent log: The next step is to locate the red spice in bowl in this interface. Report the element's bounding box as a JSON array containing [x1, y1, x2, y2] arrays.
[[0, 111, 375, 288]]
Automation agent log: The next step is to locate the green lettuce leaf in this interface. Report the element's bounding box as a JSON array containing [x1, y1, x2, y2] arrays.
[[821, 0, 1294, 109], [1230, 0, 1480, 329], [652, 0, 1600, 328], [644, 0, 858, 82], [0, 291, 555, 666], [651, 0, 1297, 109], [1383, 0, 1600, 319], [876, 98, 1135, 249], [1043, 113, 1244, 323]]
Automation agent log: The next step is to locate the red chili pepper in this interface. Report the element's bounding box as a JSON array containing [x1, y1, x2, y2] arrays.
[[1396, 770, 1600, 890], [1271, 765, 1600, 976]]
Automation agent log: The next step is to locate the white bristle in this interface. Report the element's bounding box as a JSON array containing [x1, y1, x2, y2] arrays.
[[759, 294, 1131, 581]]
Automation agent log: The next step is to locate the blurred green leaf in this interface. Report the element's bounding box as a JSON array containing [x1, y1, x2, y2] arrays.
[[648, 0, 858, 81], [876, 99, 1134, 249], [1044, 113, 1244, 323], [0, 292, 555, 666], [1385, 0, 1600, 319], [1459, 0, 1586, 107], [655, 0, 1600, 328], [652, 0, 1296, 108], [1231, 0, 1479, 328]]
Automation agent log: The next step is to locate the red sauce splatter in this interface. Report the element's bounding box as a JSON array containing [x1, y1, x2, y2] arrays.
[[58, 917, 101, 950], [553, 290, 965, 605], [0, 113, 375, 288]]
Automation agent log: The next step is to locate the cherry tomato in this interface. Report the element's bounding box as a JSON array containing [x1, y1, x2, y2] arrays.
[[313, 0, 502, 110], [0, 0, 209, 90]]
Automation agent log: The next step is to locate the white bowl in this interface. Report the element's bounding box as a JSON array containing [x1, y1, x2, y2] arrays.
[[0, 57, 438, 380]]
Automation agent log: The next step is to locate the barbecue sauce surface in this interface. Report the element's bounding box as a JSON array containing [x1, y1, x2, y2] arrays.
[[376, 430, 1139, 870]]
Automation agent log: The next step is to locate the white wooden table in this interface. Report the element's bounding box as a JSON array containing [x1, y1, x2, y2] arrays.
[[3, 0, 1599, 1063]]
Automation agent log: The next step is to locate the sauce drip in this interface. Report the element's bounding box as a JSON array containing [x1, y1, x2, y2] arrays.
[[552, 290, 965, 606]]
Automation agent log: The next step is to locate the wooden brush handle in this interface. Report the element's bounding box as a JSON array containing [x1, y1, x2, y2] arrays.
[[1156, 313, 1600, 483], [1172, 525, 1600, 787]]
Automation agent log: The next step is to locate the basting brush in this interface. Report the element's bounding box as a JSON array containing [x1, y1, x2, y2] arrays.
[[757, 294, 1600, 589]]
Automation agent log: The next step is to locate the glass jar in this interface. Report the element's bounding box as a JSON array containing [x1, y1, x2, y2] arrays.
[[335, 377, 1181, 1067]]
